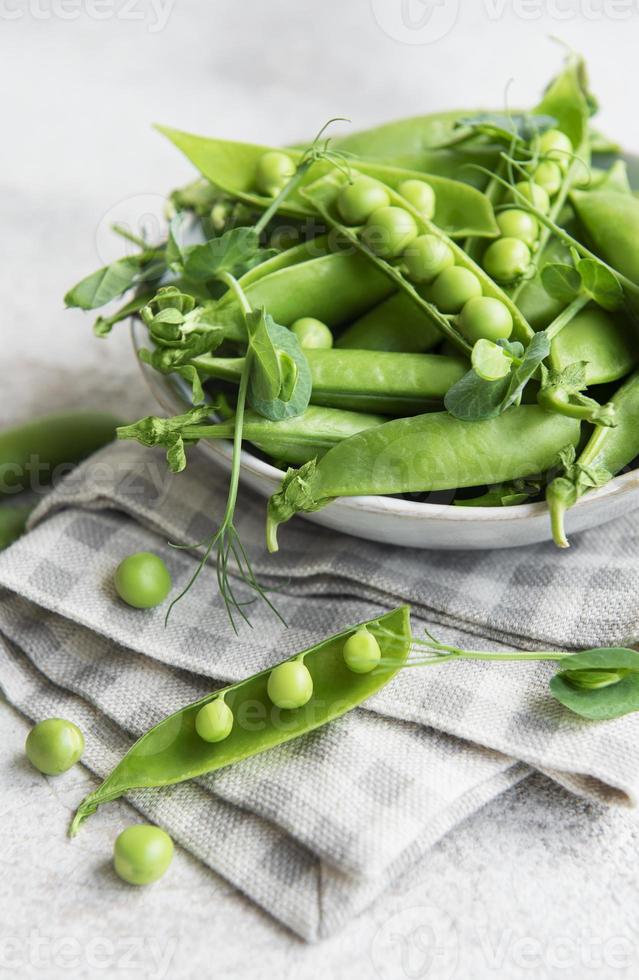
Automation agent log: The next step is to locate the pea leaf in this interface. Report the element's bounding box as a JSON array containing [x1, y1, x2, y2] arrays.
[[246, 308, 283, 403], [444, 369, 511, 420], [64, 251, 165, 310], [550, 648, 639, 720], [247, 318, 312, 421], [183, 227, 262, 281], [542, 360, 588, 394], [577, 258, 624, 311], [541, 263, 581, 304], [166, 214, 188, 272]]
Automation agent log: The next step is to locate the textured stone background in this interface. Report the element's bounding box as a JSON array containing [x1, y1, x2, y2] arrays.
[[3, 2, 639, 977]]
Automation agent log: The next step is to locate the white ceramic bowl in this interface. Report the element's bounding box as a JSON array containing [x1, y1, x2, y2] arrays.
[[131, 321, 639, 549]]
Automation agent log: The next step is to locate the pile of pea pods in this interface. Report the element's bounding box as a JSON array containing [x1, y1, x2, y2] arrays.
[[67, 53, 639, 565]]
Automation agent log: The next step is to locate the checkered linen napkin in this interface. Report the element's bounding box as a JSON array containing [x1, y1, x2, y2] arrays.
[[1, 441, 639, 940]]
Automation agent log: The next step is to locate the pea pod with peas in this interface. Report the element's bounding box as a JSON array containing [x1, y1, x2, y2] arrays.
[[68, 603, 639, 836]]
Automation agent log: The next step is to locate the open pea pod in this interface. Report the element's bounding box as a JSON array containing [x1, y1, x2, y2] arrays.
[[195, 348, 466, 415], [70, 606, 411, 834], [467, 56, 593, 278], [157, 127, 499, 239], [301, 171, 534, 350]]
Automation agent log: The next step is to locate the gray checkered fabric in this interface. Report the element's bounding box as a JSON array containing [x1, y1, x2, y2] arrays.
[[1, 441, 638, 940]]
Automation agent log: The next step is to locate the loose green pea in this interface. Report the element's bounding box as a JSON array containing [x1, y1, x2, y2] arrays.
[[496, 209, 538, 246], [431, 266, 482, 314], [255, 151, 295, 197], [114, 552, 172, 610], [25, 718, 84, 776], [291, 317, 333, 350], [362, 206, 419, 259], [342, 627, 381, 674], [538, 128, 573, 171], [398, 179, 436, 219], [113, 825, 174, 886], [403, 235, 455, 284], [337, 177, 391, 225], [510, 181, 550, 215], [195, 699, 234, 743], [483, 237, 531, 283], [532, 161, 563, 197], [267, 660, 313, 709], [459, 296, 513, 344]]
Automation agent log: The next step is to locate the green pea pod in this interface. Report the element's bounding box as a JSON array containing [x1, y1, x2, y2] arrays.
[[0, 502, 33, 550], [332, 108, 504, 184], [157, 127, 499, 239], [0, 412, 122, 494], [468, 57, 593, 277], [570, 189, 639, 286], [187, 405, 386, 465], [593, 160, 632, 195], [214, 250, 396, 343], [266, 406, 581, 550], [337, 292, 442, 353], [69, 606, 412, 834], [302, 172, 534, 349], [547, 369, 639, 546], [549, 307, 639, 384], [195, 349, 467, 415]]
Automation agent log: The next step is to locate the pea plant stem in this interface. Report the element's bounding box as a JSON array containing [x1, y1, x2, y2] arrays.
[[545, 294, 591, 340], [215, 272, 253, 525], [253, 162, 312, 236]]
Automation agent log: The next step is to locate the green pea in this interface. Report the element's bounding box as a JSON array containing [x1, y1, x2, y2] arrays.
[[113, 825, 174, 886], [337, 176, 390, 225], [483, 238, 531, 283], [291, 317, 333, 350], [195, 699, 234, 743], [431, 266, 482, 314], [362, 206, 419, 259], [459, 297, 513, 344], [25, 718, 84, 776], [114, 552, 172, 610], [255, 151, 295, 197], [267, 659, 313, 709], [342, 627, 381, 674], [538, 128, 573, 171], [496, 209, 539, 246], [398, 179, 436, 219], [510, 181, 550, 215], [532, 161, 563, 197], [403, 234, 455, 284]]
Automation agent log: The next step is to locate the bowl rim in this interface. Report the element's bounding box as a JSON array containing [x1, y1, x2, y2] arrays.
[[131, 319, 639, 525]]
